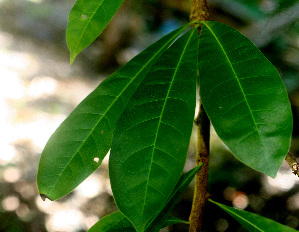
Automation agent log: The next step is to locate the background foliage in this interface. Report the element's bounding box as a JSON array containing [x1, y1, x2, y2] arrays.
[[0, 0, 298, 231]]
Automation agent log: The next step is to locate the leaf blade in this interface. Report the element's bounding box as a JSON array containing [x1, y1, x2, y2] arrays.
[[66, 0, 124, 63], [198, 21, 293, 177], [87, 211, 135, 232], [145, 164, 202, 232], [37, 23, 193, 201], [209, 199, 297, 232], [109, 28, 199, 232]]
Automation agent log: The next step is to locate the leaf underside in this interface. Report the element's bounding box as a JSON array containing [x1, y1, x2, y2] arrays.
[[199, 21, 293, 177], [66, 0, 124, 64], [109, 29, 198, 232], [209, 199, 297, 232], [37, 23, 193, 201]]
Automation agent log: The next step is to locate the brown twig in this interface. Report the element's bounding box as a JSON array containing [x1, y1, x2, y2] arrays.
[[285, 152, 299, 176], [189, 101, 210, 232], [189, 1, 210, 231], [190, 0, 210, 22]]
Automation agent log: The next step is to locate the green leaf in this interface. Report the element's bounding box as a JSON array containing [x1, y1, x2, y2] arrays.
[[87, 211, 188, 232], [66, 0, 124, 64], [88, 165, 201, 232], [145, 164, 202, 232], [37, 23, 193, 201], [87, 211, 135, 232], [198, 21, 293, 177], [109, 29, 199, 232], [209, 199, 297, 232], [161, 215, 189, 228]]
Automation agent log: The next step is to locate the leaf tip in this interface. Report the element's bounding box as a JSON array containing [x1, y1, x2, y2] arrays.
[[40, 194, 52, 201], [70, 54, 75, 65]]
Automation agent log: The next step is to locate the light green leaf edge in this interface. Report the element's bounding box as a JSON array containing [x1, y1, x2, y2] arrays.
[[109, 28, 199, 232], [37, 22, 195, 201], [198, 21, 293, 177], [66, 0, 124, 64], [209, 199, 297, 232]]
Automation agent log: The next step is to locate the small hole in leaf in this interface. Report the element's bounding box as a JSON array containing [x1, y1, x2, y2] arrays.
[[101, 131, 104, 134], [94, 157, 99, 163], [82, 14, 87, 20]]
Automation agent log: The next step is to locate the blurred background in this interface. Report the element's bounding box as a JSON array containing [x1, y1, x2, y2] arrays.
[[0, 0, 298, 231]]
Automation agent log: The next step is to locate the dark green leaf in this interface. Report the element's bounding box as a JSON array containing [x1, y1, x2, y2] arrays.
[[145, 164, 202, 232], [161, 215, 189, 228], [209, 199, 297, 232], [87, 212, 188, 232], [87, 211, 135, 232], [66, 0, 123, 64], [198, 21, 293, 177], [109, 29, 199, 232], [37, 23, 193, 201]]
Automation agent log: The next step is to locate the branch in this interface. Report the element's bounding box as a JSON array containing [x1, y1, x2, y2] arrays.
[[189, 102, 210, 232], [190, 0, 210, 22], [285, 152, 299, 176], [189, 1, 210, 231]]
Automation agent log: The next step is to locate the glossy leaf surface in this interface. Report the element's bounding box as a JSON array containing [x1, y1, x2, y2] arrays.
[[145, 164, 202, 232], [66, 0, 123, 64], [209, 199, 297, 232], [198, 21, 293, 177], [87, 211, 135, 232], [87, 211, 188, 232], [37, 23, 193, 201], [109, 29, 198, 232]]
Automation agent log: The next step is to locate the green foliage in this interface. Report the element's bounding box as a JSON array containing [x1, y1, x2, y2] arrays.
[[144, 164, 202, 232], [198, 21, 292, 178], [37, 1, 294, 231], [87, 211, 188, 232], [209, 199, 298, 232], [87, 211, 135, 232], [88, 164, 201, 232], [109, 28, 199, 232], [37, 23, 193, 201], [66, 0, 124, 64]]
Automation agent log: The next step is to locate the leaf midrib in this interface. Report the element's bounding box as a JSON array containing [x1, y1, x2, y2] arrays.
[[140, 29, 196, 228], [210, 200, 264, 232], [47, 27, 189, 198], [202, 22, 270, 167]]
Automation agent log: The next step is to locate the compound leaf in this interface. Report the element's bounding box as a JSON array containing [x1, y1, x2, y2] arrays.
[[109, 28, 198, 232], [37, 23, 193, 201], [66, 0, 124, 64], [198, 21, 293, 177], [209, 199, 297, 232]]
